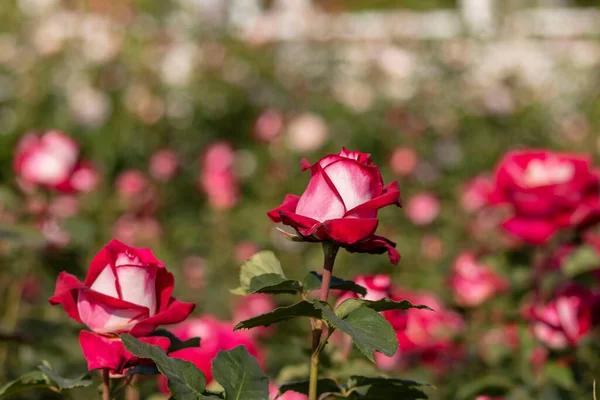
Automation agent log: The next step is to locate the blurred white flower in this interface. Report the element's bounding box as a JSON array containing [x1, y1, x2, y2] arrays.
[[285, 113, 328, 153], [378, 46, 417, 79], [332, 78, 374, 113], [32, 11, 77, 55], [79, 15, 122, 64], [161, 42, 199, 86], [18, 0, 59, 16], [68, 85, 112, 127]]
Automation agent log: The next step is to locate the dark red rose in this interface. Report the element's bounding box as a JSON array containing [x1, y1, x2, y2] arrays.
[[268, 149, 402, 263], [489, 150, 600, 245], [49, 239, 195, 336]]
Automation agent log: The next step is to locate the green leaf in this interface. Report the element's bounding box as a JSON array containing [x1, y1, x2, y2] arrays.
[[335, 297, 433, 319], [562, 245, 600, 277], [212, 346, 269, 400], [544, 363, 576, 390], [0, 371, 50, 398], [148, 329, 201, 353], [302, 272, 367, 296], [362, 383, 428, 399], [248, 273, 302, 294], [232, 251, 290, 295], [278, 379, 341, 397], [120, 334, 211, 400], [315, 303, 398, 362], [234, 301, 322, 331], [345, 376, 430, 390], [38, 362, 92, 391]]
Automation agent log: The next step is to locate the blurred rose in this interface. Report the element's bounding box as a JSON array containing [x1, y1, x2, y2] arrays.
[[254, 109, 284, 142], [235, 241, 260, 263], [182, 256, 206, 290], [285, 113, 328, 153], [21, 274, 44, 303], [13, 131, 97, 193], [389, 147, 418, 177], [233, 294, 276, 338], [450, 252, 509, 307], [460, 175, 493, 213], [420, 234, 445, 261], [405, 193, 440, 226], [49, 195, 80, 218], [158, 315, 263, 391], [113, 215, 162, 246], [200, 142, 239, 210], [478, 324, 520, 364], [150, 149, 179, 182], [79, 330, 169, 373], [116, 170, 148, 199], [489, 150, 600, 245], [50, 239, 194, 336], [269, 384, 308, 400], [268, 149, 402, 264], [525, 286, 593, 349]]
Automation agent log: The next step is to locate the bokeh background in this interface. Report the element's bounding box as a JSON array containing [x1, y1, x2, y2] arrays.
[[3, 0, 600, 399]]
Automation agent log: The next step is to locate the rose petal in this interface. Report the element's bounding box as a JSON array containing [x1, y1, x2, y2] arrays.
[[344, 235, 400, 264], [267, 194, 300, 223], [295, 166, 346, 222], [501, 217, 558, 245], [129, 298, 195, 337], [324, 218, 379, 244], [322, 159, 382, 211]]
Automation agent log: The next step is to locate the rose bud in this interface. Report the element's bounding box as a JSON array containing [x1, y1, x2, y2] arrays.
[[525, 285, 593, 349], [150, 149, 179, 182], [450, 252, 509, 307], [268, 148, 402, 264], [49, 239, 195, 336], [158, 315, 264, 391], [79, 330, 170, 373], [489, 150, 600, 245], [233, 294, 276, 338]]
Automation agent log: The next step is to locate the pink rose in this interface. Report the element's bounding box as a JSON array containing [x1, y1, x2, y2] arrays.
[[116, 170, 148, 198], [49, 239, 195, 336], [158, 315, 263, 391], [13, 130, 98, 193], [150, 149, 179, 182], [200, 142, 239, 210], [450, 252, 509, 307], [79, 330, 170, 373], [268, 149, 402, 264], [405, 192, 440, 226], [489, 150, 600, 244], [460, 175, 493, 213], [525, 286, 593, 349]]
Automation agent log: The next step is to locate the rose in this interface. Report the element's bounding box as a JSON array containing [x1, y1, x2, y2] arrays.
[[158, 315, 263, 391], [489, 150, 600, 244], [268, 148, 402, 264], [404, 192, 440, 226], [49, 239, 195, 336], [13, 130, 99, 193], [525, 286, 593, 349], [79, 331, 170, 373], [200, 142, 239, 210], [450, 252, 509, 307], [460, 174, 493, 213]]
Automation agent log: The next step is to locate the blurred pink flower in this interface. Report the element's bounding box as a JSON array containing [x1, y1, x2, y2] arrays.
[[525, 286, 593, 349], [389, 147, 418, 177], [149, 149, 179, 182], [115, 170, 148, 198], [269, 384, 308, 400], [182, 256, 207, 290], [450, 252, 509, 307], [49, 195, 80, 219], [233, 294, 276, 338], [460, 175, 493, 213], [477, 324, 520, 364], [235, 241, 260, 263], [254, 109, 284, 142], [113, 215, 162, 246], [405, 193, 440, 226], [420, 234, 445, 261], [199, 142, 239, 210]]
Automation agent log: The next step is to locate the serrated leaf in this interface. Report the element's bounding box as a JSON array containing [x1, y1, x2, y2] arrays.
[[315, 303, 398, 362], [38, 362, 92, 391], [278, 379, 341, 397], [212, 346, 269, 400], [562, 246, 600, 277], [234, 301, 322, 331], [148, 329, 201, 353], [335, 297, 433, 319], [302, 272, 367, 296], [248, 274, 302, 294], [0, 371, 50, 398], [233, 251, 288, 295], [120, 333, 211, 400]]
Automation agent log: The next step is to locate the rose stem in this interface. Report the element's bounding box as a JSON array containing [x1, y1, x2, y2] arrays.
[[309, 242, 339, 400], [125, 377, 139, 400], [101, 369, 110, 400]]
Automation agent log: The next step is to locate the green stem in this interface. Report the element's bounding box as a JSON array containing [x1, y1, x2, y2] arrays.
[[309, 242, 339, 400]]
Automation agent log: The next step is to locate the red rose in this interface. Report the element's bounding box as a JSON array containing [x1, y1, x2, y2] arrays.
[[525, 286, 593, 349], [158, 315, 263, 391], [450, 252, 509, 307], [13, 131, 99, 193], [489, 150, 600, 245], [49, 239, 194, 336], [268, 149, 402, 263], [79, 330, 170, 373]]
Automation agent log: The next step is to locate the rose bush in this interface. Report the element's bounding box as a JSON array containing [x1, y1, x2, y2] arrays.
[[268, 148, 402, 263]]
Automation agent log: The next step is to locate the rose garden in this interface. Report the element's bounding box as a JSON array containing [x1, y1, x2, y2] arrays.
[[2, 1, 600, 400]]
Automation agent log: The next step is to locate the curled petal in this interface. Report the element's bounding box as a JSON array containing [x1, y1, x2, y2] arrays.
[[267, 194, 300, 223], [128, 299, 195, 337], [344, 235, 401, 264], [324, 218, 379, 245]]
